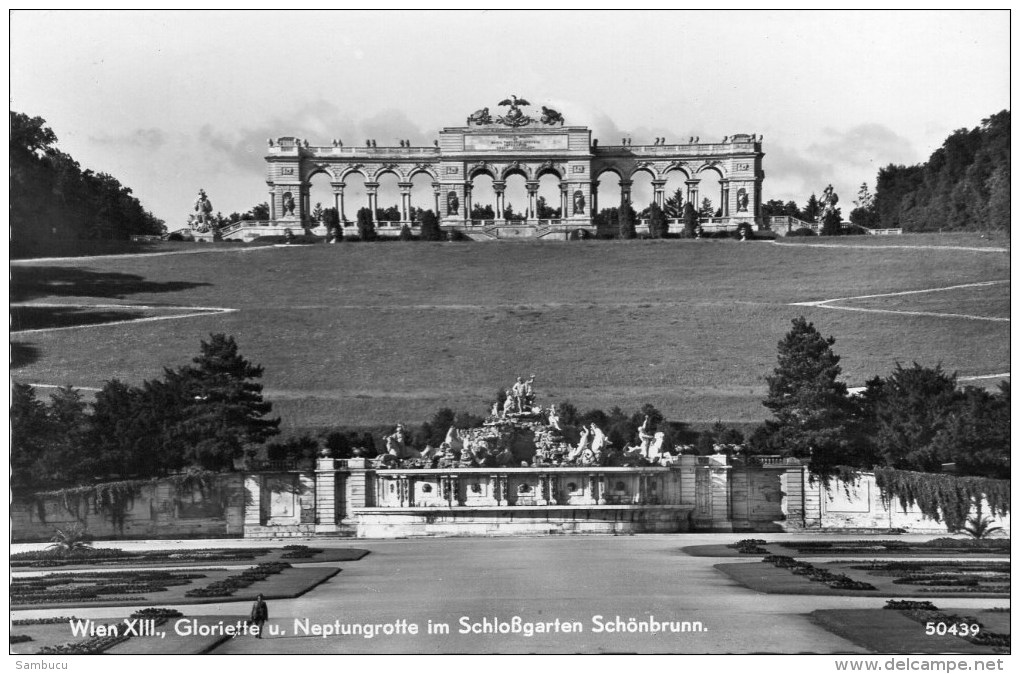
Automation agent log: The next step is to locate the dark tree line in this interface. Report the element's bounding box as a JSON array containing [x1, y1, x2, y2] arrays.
[[11, 335, 279, 492], [11, 112, 165, 255], [874, 110, 1009, 232], [750, 317, 1010, 479]]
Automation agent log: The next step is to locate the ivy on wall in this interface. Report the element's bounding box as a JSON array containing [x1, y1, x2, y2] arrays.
[[873, 467, 1010, 532]]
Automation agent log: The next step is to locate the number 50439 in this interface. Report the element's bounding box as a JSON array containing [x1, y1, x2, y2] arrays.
[[925, 622, 980, 636]]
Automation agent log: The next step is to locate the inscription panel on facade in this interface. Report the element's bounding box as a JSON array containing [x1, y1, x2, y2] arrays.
[[465, 134, 569, 151]]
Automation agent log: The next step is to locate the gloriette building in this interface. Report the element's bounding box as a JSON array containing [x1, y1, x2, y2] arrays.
[[227, 97, 766, 241]]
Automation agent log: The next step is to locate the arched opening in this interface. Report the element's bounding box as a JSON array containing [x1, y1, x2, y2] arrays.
[[536, 172, 562, 220], [307, 170, 334, 227], [469, 172, 496, 222], [342, 171, 367, 228], [503, 173, 528, 221], [697, 168, 724, 220], [409, 172, 435, 221], [630, 169, 655, 217], [594, 169, 623, 234], [376, 172, 401, 224], [663, 170, 688, 219], [568, 228, 593, 240]]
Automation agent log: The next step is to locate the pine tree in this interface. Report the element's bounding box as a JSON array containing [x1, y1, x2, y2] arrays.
[[758, 317, 854, 474], [663, 188, 685, 219], [11, 383, 50, 491], [802, 193, 821, 222], [171, 334, 280, 471]]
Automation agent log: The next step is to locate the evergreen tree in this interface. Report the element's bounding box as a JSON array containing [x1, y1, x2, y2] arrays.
[[699, 197, 715, 219], [617, 202, 637, 239], [398, 223, 414, 241], [170, 334, 280, 471], [356, 207, 376, 241], [663, 188, 685, 219], [647, 201, 668, 238], [10, 383, 51, 491], [322, 207, 341, 240], [419, 209, 443, 241], [756, 317, 856, 474], [681, 201, 699, 236], [802, 193, 821, 222], [821, 209, 843, 236]]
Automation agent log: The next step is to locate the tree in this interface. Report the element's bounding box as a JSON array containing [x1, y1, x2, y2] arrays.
[[169, 334, 280, 470], [647, 201, 667, 238], [311, 202, 324, 223], [755, 317, 857, 474], [699, 197, 715, 219], [470, 204, 495, 220], [617, 202, 637, 239], [663, 188, 685, 219], [419, 209, 443, 241], [536, 197, 560, 220], [681, 201, 699, 236], [322, 207, 341, 241], [11, 383, 51, 491], [802, 193, 821, 222], [398, 223, 414, 241], [821, 209, 843, 236], [356, 207, 376, 241]]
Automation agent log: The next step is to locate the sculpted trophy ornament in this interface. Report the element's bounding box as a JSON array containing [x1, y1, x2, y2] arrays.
[[496, 95, 534, 127], [540, 106, 565, 126], [467, 107, 493, 126]]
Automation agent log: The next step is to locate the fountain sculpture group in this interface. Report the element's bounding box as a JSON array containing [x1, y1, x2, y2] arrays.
[[374, 377, 674, 470]]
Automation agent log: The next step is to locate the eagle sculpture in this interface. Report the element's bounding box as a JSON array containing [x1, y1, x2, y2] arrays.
[[498, 95, 531, 108]]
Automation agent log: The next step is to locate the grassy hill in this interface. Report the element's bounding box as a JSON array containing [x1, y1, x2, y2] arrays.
[[11, 236, 1010, 427]]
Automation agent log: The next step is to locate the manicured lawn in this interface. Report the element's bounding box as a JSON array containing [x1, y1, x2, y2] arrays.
[[11, 238, 1010, 426], [809, 608, 1009, 655]]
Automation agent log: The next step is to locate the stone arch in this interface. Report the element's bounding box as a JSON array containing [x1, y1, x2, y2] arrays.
[[629, 163, 658, 181], [407, 165, 438, 182], [468, 164, 498, 181], [306, 164, 335, 181], [535, 164, 563, 180], [663, 162, 691, 180], [695, 163, 727, 180], [501, 163, 532, 181], [373, 165, 405, 182], [338, 166, 369, 183]]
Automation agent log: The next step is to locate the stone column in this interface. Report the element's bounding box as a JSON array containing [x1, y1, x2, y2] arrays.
[[314, 457, 339, 533], [331, 183, 345, 223], [652, 180, 667, 208], [433, 183, 441, 217], [464, 184, 473, 221], [720, 180, 730, 217], [590, 182, 598, 214], [365, 183, 379, 225], [686, 180, 700, 208], [268, 189, 276, 221], [560, 187, 568, 219], [398, 182, 413, 221], [619, 179, 633, 207], [343, 458, 370, 523], [526, 183, 539, 219], [493, 181, 505, 219], [537, 474, 549, 506]]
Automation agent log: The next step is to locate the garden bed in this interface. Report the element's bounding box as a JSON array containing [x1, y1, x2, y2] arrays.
[[810, 604, 1009, 655], [11, 545, 369, 569], [715, 559, 1010, 598], [684, 538, 1009, 558], [12, 565, 341, 610], [11, 610, 245, 655]]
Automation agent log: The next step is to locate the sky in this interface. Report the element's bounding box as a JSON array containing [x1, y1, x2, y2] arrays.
[[10, 10, 1010, 225]]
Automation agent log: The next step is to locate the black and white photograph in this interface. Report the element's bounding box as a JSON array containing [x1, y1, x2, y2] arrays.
[[8, 9, 1011, 666]]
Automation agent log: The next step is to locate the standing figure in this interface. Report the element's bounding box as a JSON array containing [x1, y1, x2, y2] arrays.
[[249, 593, 269, 638]]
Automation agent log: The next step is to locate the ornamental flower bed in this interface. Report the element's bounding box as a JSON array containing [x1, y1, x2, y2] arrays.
[[11, 547, 279, 568], [280, 544, 325, 559], [762, 555, 876, 591], [850, 561, 1009, 593], [184, 562, 291, 598], [11, 570, 208, 605], [729, 539, 769, 554]]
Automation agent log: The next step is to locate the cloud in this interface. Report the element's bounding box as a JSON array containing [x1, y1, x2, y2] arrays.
[[807, 123, 918, 169], [88, 128, 166, 149], [193, 100, 437, 173]]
